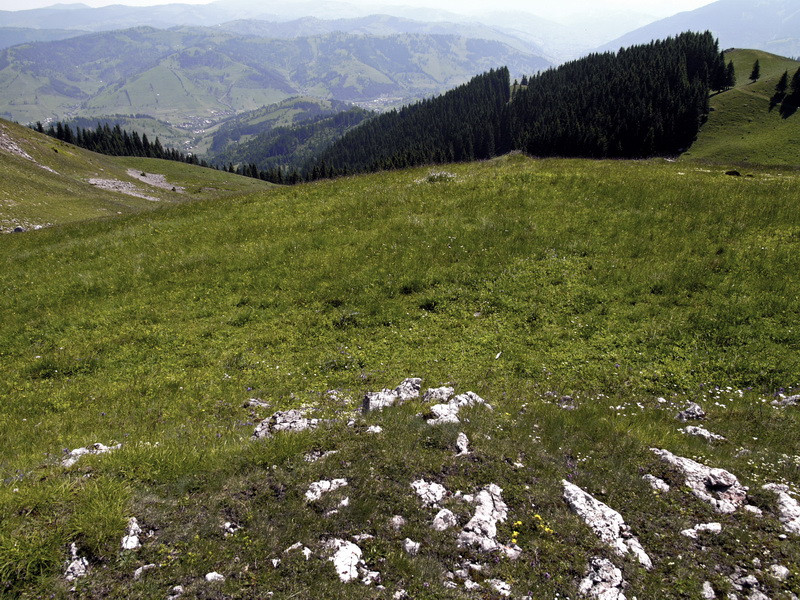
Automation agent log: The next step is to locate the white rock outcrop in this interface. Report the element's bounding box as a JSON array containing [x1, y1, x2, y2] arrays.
[[456, 432, 470, 455], [403, 538, 420, 555], [562, 481, 652, 569], [681, 426, 726, 442], [252, 409, 319, 439], [487, 579, 511, 596], [325, 539, 379, 585], [362, 378, 422, 412], [427, 391, 489, 426], [423, 386, 455, 403], [306, 479, 348, 502], [411, 479, 448, 506], [642, 474, 670, 493], [64, 543, 88, 582], [578, 557, 627, 600], [432, 508, 458, 531], [762, 484, 800, 534], [681, 522, 722, 539], [133, 564, 156, 580], [205, 571, 225, 582], [63, 442, 122, 467], [651, 448, 747, 513], [676, 402, 706, 422], [772, 394, 800, 407], [701, 581, 717, 599], [121, 517, 142, 550], [457, 484, 518, 558]]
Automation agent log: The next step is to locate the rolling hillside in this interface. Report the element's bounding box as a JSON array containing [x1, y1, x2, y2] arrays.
[[1, 152, 799, 598], [0, 27, 550, 125], [0, 118, 271, 232], [682, 49, 800, 167]]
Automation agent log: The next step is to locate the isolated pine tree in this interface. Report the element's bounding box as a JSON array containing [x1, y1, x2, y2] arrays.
[[726, 61, 736, 88], [749, 59, 760, 83], [775, 71, 789, 95]]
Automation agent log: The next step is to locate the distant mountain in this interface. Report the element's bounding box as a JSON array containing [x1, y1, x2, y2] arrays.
[[0, 27, 84, 51], [0, 27, 550, 125], [599, 0, 800, 58]]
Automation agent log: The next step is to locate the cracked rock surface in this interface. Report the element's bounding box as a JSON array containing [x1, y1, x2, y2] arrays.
[[64, 543, 88, 582], [651, 448, 747, 513], [579, 557, 627, 600], [457, 484, 518, 557], [411, 479, 448, 506], [253, 409, 319, 439], [762, 484, 800, 534], [562, 481, 652, 569], [427, 391, 488, 425], [325, 539, 379, 584], [362, 378, 422, 412]]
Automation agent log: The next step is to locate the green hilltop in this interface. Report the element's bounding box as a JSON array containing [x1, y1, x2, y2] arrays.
[[682, 49, 800, 167]]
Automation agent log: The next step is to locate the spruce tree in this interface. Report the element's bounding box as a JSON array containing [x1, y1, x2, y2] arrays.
[[726, 61, 736, 89], [749, 59, 760, 83], [775, 70, 789, 95]]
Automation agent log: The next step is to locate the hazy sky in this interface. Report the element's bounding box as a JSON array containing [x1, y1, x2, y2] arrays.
[[0, 0, 718, 20]]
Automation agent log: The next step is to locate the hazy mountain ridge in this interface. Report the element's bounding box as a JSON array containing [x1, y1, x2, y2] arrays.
[[0, 27, 551, 125], [600, 0, 800, 57]]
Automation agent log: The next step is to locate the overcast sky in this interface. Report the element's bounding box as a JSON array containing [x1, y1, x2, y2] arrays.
[[0, 0, 718, 20]]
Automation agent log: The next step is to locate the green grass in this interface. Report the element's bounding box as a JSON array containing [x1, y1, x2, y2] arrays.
[[1, 154, 799, 598], [683, 49, 800, 167], [0, 119, 272, 231]]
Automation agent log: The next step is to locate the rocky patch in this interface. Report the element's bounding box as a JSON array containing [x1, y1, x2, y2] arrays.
[[651, 448, 747, 513], [126, 169, 185, 192], [62, 442, 121, 467], [681, 425, 726, 442], [306, 479, 348, 502], [457, 484, 519, 558], [325, 539, 380, 584], [680, 522, 722, 539], [64, 543, 88, 582], [427, 391, 490, 425], [762, 484, 800, 534], [411, 479, 448, 507], [642, 474, 670, 492], [562, 481, 652, 569], [253, 408, 319, 439], [362, 378, 421, 412], [121, 517, 142, 550], [88, 178, 159, 201], [676, 402, 706, 422], [579, 557, 627, 600]]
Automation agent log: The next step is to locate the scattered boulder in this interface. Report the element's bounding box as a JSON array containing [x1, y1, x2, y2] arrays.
[[366, 425, 383, 434], [284, 542, 312, 560], [578, 557, 627, 600], [432, 508, 458, 531], [403, 538, 420, 555], [411, 479, 448, 507], [205, 571, 225, 582], [64, 543, 88, 582], [325, 539, 380, 584], [701, 581, 717, 599], [423, 386, 455, 403], [457, 484, 518, 558], [676, 402, 706, 422], [222, 521, 240, 536], [427, 391, 489, 426], [167, 585, 185, 599], [642, 474, 670, 493], [456, 432, 470, 455], [306, 479, 348, 502], [133, 564, 156, 580], [487, 579, 512, 597], [681, 522, 722, 539], [762, 484, 800, 534], [253, 408, 319, 439], [681, 426, 726, 442], [651, 448, 747, 513], [769, 564, 790, 581], [121, 517, 142, 550], [362, 378, 421, 413], [244, 398, 269, 408], [63, 442, 122, 467], [304, 449, 338, 463], [562, 481, 652, 569], [772, 395, 800, 407], [390, 515, 406, 531]]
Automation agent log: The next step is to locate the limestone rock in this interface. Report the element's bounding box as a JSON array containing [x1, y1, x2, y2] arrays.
[[578, 557, 627, 600], [252, 409, 319, 439], [64, 543, 88, 582], [769, 564, 790, 581], [167, 585, 185, 599], [488, 579, 511, 597], [362, 378, 421, 413], [223, 521, 241, 536], [366, 425, 383, 434], [762, 484, 800, 534], [423, 386, 455, 403], [651, 448, 747, 513], [701, 581, 717, 599], [562, 481, 652, 569], [133, 564, 156, 580], [457, 484, 512, 555], [244, 398, 269, 408], [304, 449, 338, 463], [772, 395, 800, 407], [284, 542, 312, 560], [427, 391, 488, 425], [456, 432, 470, 455], [325, 539, 379, 585], [205, 571, 224, 582], [681, 426, 726, 442], [676, 402, 706, 422], [432, 508, 458, 531], [642, 474, 670, 493], [306, 479, 348, 502], [121, 517, 142, 550], [63, 442, 121, 467], [411, 479, 447, 506], [403, 538, 420, 555], [681, 522, 722, 539], [390, 515, 406, 531]]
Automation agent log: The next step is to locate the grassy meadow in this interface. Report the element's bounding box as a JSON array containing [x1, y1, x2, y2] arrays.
[[683, 49, 800, 167], [1, 154, 799, 598]]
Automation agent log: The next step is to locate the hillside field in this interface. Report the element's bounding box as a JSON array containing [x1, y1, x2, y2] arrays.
[[1, 153, 799, 598]]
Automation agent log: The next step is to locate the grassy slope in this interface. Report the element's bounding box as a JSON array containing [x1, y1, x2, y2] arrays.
[[1, 155, 799, 598], [683, 49, 800, 167], [0, 119, 272, 231]]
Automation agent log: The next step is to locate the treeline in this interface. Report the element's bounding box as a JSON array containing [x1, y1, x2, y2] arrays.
[[33, 121, 212, 167], [307, 31, 728, 178]]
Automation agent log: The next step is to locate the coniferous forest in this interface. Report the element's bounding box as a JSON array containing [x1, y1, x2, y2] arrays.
[[309, 31, 728, 177]]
